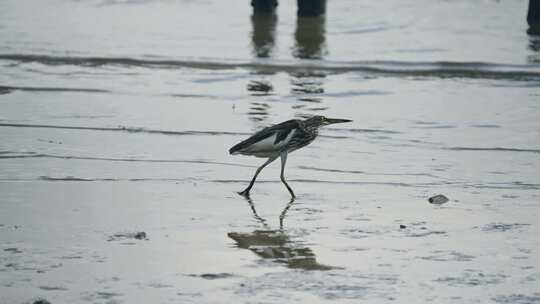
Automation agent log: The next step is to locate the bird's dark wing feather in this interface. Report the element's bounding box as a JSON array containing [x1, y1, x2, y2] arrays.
[[274, 122, 297, 144], [229, 119, 300, 154]]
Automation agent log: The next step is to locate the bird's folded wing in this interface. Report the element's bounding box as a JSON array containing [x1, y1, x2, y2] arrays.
[[229, 119, 299, 154]]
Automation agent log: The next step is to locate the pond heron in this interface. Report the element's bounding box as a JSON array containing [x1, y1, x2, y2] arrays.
[[229, 115, 352, 197]]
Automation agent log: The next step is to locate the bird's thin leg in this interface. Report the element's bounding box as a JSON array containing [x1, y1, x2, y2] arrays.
[[238, 156, 277, 196], [280, 151, 295, 198]]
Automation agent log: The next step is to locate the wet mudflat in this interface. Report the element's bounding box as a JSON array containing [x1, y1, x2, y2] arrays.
[[1, 0, 540, 303]]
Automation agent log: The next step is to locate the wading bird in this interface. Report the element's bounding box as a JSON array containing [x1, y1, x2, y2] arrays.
[[229, 115, 352, 197]]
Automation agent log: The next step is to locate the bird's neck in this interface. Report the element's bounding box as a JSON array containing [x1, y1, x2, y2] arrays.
[[299, 120, 319, 136]]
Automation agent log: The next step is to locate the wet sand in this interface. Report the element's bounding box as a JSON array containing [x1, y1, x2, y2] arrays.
[[1, 75, 540, 303]]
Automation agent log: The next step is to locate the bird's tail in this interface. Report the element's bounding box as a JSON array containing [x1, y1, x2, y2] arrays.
[[229, 144, 242, 155]]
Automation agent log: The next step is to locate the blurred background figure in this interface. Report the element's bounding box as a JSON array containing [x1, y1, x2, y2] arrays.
[[297, 0, 327, 17], [528, 0, 540, 34], [251, 0, 278, 15]]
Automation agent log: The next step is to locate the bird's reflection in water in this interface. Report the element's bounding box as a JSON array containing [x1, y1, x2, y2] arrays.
[[228, 197, 334, 270], [251, 13, 277, 58], [293, 16, 327, 60]]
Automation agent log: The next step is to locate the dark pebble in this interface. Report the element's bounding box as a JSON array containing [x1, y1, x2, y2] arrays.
[[4, 247, 21, 253], [399, 224, 407, 229], [134, 232, 147, 240], [428, 194, 449, 205], [108, 231, 147, 241], [196, 273, 234, 280]]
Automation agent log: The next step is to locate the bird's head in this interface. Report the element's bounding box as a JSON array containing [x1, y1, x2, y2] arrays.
[[305, 115, 352, 127]]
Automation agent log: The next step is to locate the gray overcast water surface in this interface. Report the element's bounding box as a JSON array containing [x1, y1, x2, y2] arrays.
[[1, 0, 540, 303]]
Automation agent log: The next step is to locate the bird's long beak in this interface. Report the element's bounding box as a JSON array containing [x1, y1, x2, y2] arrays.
[[325, 118, 352, 125]]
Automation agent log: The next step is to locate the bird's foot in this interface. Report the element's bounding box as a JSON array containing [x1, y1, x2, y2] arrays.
[[238, 189, 250, 197]]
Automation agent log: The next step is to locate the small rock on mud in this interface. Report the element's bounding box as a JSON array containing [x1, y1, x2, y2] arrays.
[[134, 232, 147, 240], [108, 231, 148, 241], [3, 247, 22, 253], [429, 194, 449, 205], [187, 273, 235, 280]]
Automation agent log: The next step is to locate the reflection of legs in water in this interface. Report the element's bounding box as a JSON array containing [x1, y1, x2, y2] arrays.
[[242, 195, 295, 230], [244, 195, 269, 228], [230, 196, 333, 270], [251, 13, 277, 58], [279, 197, 296, 230], [293, 15, 327, 59]]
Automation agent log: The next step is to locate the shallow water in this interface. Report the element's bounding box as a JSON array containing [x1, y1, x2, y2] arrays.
[[1, 0, 540, 303]]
